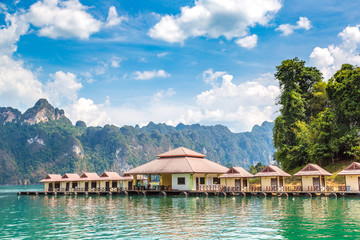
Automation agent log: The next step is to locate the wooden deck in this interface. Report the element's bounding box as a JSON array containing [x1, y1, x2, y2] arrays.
[[18, 190, 360, 198]]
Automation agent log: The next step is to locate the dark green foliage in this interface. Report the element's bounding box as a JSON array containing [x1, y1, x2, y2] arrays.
[[250, 162, 265, 174], [274, 59, 360, 170]]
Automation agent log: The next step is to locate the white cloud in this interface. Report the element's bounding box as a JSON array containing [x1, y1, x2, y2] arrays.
[[26, 0, 102, 39], [110, 56, 121, 68], [105, 71, 279, 132], [105, 6, 127, 28], [152, 88, 176, 102], [66, 98, 110, 126], [0, 55, 46, 107], [157, 52, 168, 58], [276, 17, 311, 36], [133, 69, 170, 80], [149, 0, 282, 44], [45, 71, 82, 106], [0, 13, 29, 55], [202, 68, 227, 87], [235, 34, 258, 49], [310, 25, 360, 80]]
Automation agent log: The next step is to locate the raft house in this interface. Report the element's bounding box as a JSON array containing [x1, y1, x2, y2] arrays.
[[219, 167, 253, 192], [338, 162, 360, 192], [125, 147, 229, 193], [254, 165, 291, 192], [293, 164, 332, 192]]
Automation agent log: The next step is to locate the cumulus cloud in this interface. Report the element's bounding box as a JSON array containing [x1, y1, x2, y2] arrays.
[[0, 13, 29, 55], [133, 69, 170, 80], [0, 55, 46, 107], [148, 0, 282, 44], [106, 71, 279, 132], [26, 0, 102, 39], [235, 34, 258, 49], [66, 98, 110, 126], [45, 71, 82, 106], [276, 17, 311, 36], [105, 6, 127, 27], [202, 68, 227, 87], [310, 25, 360, 80]]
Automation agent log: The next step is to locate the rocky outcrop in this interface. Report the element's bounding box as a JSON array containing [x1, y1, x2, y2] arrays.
[[22, 99, 67, 124], [0, 107, 21, 124]]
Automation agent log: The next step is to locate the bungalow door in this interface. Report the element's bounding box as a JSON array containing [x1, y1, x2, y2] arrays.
[[358, 177, 360, 191], [235, 179, 241, 190], [66, 182, 69, 191], [128, 181, 132, 190], [313, 177, 320, 191], [85, 182, 89, 191], [243, 178, 248, 188], [48, 183, 53, 191], [271, 178, 278, 191], [105, 182, 110, 191]]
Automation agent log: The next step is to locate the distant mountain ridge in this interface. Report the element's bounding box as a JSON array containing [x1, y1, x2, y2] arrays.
[[0, 99, 275, 185]]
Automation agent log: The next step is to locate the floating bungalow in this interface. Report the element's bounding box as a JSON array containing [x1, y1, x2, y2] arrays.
[[338, 162, 360, 192], [219, 167, 253, 191], [293, 164, 332, 191], [125, 147, 228, 191], [255, 165, 291, 191], [39, 174, 62, 192]]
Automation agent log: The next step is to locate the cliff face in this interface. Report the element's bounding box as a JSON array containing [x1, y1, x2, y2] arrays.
[[0, 99, 275, 185], [22, 99, 67, 125]]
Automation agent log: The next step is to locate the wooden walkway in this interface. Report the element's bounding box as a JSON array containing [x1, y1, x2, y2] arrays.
[[18, 190, 360, 198]]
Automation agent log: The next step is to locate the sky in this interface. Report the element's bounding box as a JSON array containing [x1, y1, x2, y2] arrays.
[[0, 0, 359, 132]]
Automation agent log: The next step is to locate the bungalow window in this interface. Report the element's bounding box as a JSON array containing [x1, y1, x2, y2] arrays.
[[91, 182, 97, 188], [178, 177, 186, 185], [200, 177, 205, 185], [112, 181, 117, 188], [72, 182, 78, 188], [213, 177, 220, 184]]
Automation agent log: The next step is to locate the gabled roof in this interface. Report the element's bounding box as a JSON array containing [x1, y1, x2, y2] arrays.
[[293, 163, 332, 176], [157, 147, 206, 158], [119, 173, 147, 181], [40, 174, 62, 182], [99, 171, 121, 180], [220, 167, 254, 178], [254, 165, 291, 177], [80, 172, 100, 181], [338, 162, 360, 175], [61, 173, 80, 181], [126, 147, 228, 174]]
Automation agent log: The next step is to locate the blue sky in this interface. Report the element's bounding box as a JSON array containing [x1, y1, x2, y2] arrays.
[[0, 0, 360, 132]]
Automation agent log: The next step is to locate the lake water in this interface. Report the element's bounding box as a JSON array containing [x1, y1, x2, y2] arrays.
[[1, 185, 360, 239]]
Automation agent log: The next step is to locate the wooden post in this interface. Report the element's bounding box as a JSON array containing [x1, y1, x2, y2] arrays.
[[133, 174, 137, 189], [190, 174, 193, 190]]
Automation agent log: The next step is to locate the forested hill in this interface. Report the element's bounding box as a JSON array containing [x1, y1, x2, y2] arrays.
[[0, 99, 274, 185], [273, 59, 360, 170]]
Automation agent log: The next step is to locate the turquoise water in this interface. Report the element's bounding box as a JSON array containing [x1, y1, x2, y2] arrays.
[[1, 186, 360, 239]]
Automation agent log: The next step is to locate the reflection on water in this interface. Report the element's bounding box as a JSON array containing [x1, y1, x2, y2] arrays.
[[1, 185, 360, 239]]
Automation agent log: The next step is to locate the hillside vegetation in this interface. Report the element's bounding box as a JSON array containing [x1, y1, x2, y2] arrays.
[[274, 58, 360, 170], [0, 99, 274, 185]]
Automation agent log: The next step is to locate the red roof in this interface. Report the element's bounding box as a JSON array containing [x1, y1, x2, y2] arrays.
[[40, 174, 62, 182], [157, 147, 206, 158], [220, 167, 254, 178], [254, 165, 291, 177], [61, 173, 81, 181], [126, 147, 228, 174], [119, 173, 147, 181], [293, 163, 332, 176], [99, 171, 121, 180], [338, 162, 360, 175], [80, 172, 100, 181]]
